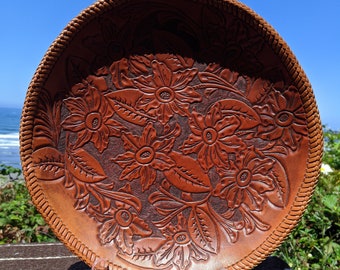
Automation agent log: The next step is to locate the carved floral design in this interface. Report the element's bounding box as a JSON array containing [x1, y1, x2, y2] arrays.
[[31, 52, 307, 270], [180, 104, 246, 171], [112, 122, 180, 191], [255, 87, 308, 151], [154, 214, 209, 270], [214, 150, 279, 211], [134, 60, 202, 125], [99, 201, 152, 255], [62, 89, 125, 153]]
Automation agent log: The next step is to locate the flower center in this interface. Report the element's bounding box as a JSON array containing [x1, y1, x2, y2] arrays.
[[135, 146, 155, 164], [275, 111, 294, 127], [115, 209, 133, 227], [173, 231, 190, 245], [236, 169, 252, 187], [202, 127, 218, 145], [156, 87, 175, 103], [85, 112, 102, 131]]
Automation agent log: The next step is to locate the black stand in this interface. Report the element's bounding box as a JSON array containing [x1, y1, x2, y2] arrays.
[[68, 256, 291, 270]]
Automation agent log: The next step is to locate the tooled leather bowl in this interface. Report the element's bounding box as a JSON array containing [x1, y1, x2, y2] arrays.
[[20, 0, 323, 269]]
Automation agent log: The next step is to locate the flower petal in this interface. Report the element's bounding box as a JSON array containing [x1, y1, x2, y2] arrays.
[[120, 162, 141, 181], [180, 134, 203, 154], [154, 240, 175, 266], [121, 132, 140, 151], [243, 187, 265, 211], [115, 228, 133, 255], [93, 129, 109, 153], [130, 214, 152, 237], [175, 86, 202, 103], [74, 130, 92, 148], [198, 145, 213, 171], [170, 68, 197, 88], [64, 97, 87, 114], [134, 74, 156, 91], [62, 115, 86, 132], [112, 152, 135, 168], [251, 176, 275, 193], [156, 104, 173, 125], [151, 60, 172, 86], [152, 153, 176, 170], [140, 166, 157, 191], [141, 122, 157, 145], [216, 116, 240, 137]]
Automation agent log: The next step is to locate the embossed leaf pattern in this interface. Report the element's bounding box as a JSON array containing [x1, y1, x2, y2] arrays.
[[32, 91, 62, 150], [149, 185, 191, 229], [188, 206, 218, 253], [31, 52, 308, 270], [106, 90, 155, 126], [66, 148, 107, 183], [164, 152, 212, 193], [214, 99, 261, 129], [32, 147, 64, 181]]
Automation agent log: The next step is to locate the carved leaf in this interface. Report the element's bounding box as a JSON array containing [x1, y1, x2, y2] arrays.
[[214, 99, 261, 129], [74, 194, 90, 210], [66, 148, 107, 183], [129, 55, 152, 75], [239, 206, 271, 235], [96, 188, 142, 213], [33, 92, 62, 150], [265, 158, 289, 208], [110, 58, 135, 89], [188, 206, 218, 254], [32, 147, 64, 181], [246, 78, 272, 104], [149, 190, 184, 216], [198, 72, 236, 90], [106, 90, 155, 126], [117, 237, 164, 269], [99, 218, 119, 244], [164, 152, 212, 193]]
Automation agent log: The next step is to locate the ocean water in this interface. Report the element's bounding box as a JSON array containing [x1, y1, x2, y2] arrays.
[[0, 107, 21, 168]]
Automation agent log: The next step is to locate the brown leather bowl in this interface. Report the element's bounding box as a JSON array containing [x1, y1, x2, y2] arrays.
[[20, 0, 323, 269]]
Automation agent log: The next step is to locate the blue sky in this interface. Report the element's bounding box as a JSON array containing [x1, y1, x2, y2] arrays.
[[1, 1, 339, 129]]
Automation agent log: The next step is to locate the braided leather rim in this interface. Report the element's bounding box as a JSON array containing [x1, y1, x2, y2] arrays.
[[20, 0, 323, 269]]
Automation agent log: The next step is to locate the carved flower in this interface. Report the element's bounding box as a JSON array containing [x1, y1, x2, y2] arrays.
[[213, 150, 277, 211], [180, 105, 245, 171], [62, 90, 125, 153], [99, 201, 152, 255], [134, 58, 202, 125], [154, 214, 209, 270], [112, 123, 179, 191], [255, 87, 307, 151]]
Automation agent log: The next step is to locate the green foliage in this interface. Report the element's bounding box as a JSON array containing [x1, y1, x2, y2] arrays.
[[0, 164, 21, 176], [323, 127, 340, 170], [0, 181, 57, 244]]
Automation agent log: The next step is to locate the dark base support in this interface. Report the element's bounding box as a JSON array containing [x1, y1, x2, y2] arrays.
[[69, 256, 291, 270]]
